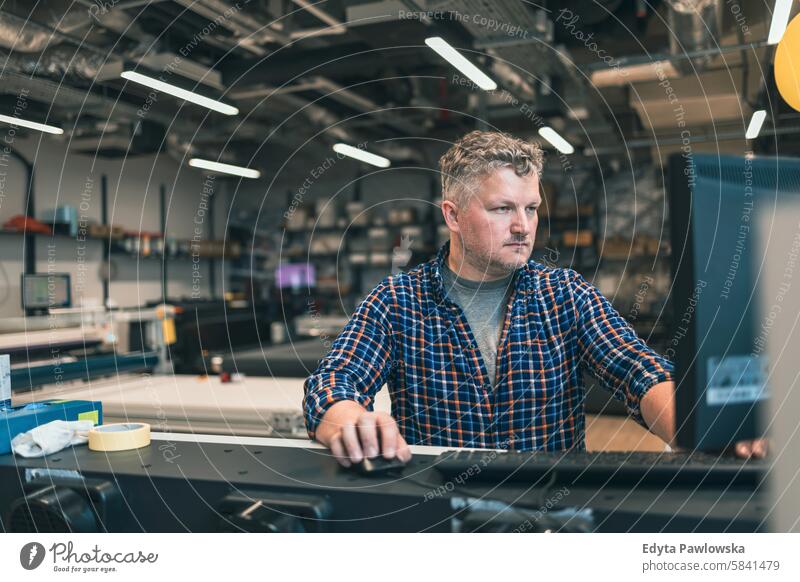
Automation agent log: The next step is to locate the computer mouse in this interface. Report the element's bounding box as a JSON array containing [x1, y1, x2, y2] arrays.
[[349, 456, 407, 476]]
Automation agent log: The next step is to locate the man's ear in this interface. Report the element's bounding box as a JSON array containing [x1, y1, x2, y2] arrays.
[[441, 200, 460, 233]]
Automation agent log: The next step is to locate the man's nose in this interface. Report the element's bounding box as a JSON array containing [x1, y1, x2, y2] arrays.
[[510, 209, 530, 235]]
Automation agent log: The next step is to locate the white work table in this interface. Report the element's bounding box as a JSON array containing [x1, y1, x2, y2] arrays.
[[148, 431, 457, 457], [13, 373, 665, 452], [13, 373, 389, 437]]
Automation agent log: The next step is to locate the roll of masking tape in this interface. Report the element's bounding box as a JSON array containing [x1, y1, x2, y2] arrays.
[[88, 423, 151, 452]]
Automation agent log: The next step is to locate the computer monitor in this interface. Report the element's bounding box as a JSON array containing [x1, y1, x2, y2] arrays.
[[21, 273, 71, 311], [668, 153, 800, 451], [275, 263, 316, 290], [760, 198, 800, 531]]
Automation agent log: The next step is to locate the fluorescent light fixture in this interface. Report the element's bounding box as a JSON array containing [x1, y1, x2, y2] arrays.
[[0, 113, 63, 135], [333, 143, 391, 168], [120, 71, 239, 116], [424, 37, 497, 91], [538, 127, 574, 155], [767, 0, 793, 44], [189, 158, 260, 179], [745, 109, 767, 139]]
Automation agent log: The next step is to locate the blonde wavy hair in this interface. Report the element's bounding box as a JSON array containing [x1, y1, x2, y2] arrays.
[[439, 130, 543, 207]]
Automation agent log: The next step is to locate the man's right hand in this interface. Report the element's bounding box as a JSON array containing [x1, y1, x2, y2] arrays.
[[315, 400, 412, 467]]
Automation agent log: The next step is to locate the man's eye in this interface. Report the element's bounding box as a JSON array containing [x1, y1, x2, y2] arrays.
[[494, 207, 510, 212], [527, 207, 538, 213]]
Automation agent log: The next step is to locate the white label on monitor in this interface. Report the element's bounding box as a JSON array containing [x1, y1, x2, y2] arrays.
[[706, 354, 769, 406], [0, 354, 10, 406]]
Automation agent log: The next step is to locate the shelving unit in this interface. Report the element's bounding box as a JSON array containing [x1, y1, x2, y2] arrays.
[[2, 170, 231, 306], [277, 185, 441, 310], [226, 219, 279, 302]]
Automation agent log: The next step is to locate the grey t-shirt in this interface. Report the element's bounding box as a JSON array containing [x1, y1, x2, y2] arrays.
[[441, 264, 514, 386]]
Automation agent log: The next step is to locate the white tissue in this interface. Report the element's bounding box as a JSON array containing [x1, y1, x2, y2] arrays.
[[11, 419, 95, 458]]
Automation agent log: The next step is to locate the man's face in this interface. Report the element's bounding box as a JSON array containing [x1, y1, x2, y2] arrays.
[[447, 167, 541, 279]]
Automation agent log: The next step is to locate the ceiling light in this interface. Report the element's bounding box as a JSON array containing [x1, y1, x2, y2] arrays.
[[767, 0, 793, 44], [333, 143, 391, 168], [745, 110, 767, 139], [189, 158, 260, 178], [424, 37, 497, 91], [0, 113, 63, 135], [538, 127, 575, 154], [121, 71, 238, 116]]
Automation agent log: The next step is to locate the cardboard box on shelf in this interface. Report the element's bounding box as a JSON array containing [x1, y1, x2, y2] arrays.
[[563, 230, 594, 247]]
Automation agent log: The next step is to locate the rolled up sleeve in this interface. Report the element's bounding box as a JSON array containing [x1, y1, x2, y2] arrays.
[[570, 271, 674, 428], [303, 283, 395, 439]]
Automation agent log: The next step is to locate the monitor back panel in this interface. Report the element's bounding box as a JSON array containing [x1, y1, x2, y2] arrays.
[[669, 153, 800, 450]]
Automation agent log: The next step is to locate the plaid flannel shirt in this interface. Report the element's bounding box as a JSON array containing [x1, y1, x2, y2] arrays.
[[303, 243, 673, 451]]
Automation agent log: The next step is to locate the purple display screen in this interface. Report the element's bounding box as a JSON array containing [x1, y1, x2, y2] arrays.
[[275, 263, 316, 289]]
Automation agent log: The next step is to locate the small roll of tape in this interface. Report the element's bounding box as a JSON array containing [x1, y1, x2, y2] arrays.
[[88, 423, 151, 452]]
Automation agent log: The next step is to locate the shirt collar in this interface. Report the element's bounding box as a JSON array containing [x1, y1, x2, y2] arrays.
[[431, 241, 534, 304]]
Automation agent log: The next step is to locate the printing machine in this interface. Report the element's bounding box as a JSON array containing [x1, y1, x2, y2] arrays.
[[0, 303, 773, 534], [0, 306, 162, 393], [0, 428, 768, 533], [0, 369, 770, 533]]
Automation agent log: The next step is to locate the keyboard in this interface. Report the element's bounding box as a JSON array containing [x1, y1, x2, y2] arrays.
[[434, 450, 767, 488]]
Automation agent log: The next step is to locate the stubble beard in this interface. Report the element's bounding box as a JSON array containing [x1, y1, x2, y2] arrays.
[[459, 232, 529, 278]]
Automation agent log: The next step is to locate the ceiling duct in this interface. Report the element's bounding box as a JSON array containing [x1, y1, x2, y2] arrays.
[[231, 83, 424, 164], [424, 0, 547, 100], [629, 68, 750, 130], [428, 0, 622, 148], [0, 4, 159, 80], [0, 70, 142, 123], [0, 69, 226, 159], [69, 119, 167, 158], [0, 3, 153, 53], [173, 0, 291, 55], [262, 90, 352, 143], [551, 0, 624, 26], [232, 75, 424, 136], [0, 10, 89, 53], [666, 0, 722, 74], [96, 53, 225, 91], [0, 45, 108, 80]]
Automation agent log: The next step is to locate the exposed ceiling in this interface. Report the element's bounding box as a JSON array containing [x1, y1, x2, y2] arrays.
[[0, 0, 796, 173]]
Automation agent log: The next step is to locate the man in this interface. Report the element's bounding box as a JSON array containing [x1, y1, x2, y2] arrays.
[[303, 130, 767, 466]]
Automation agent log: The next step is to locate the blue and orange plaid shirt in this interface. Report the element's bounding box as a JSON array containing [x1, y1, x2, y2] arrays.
[[303, 243, 673, 451]]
